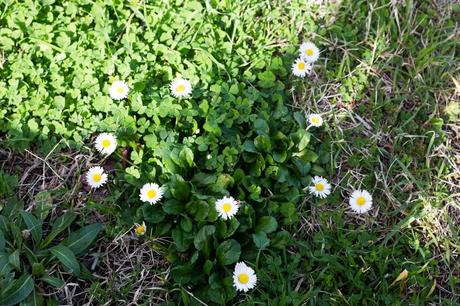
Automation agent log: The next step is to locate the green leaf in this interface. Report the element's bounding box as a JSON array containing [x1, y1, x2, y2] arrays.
[[31, 263, 45, 277], [171, 264, 193, 285], [172, 227, 193, 252], [311, 164, 326, 176], [255, 216, 278, 234], [257, 71, 276, 88], [216, 239, 241, 265], [217, 218, 240, 239], [20, 289, 44, 306], [142, 204, 166, 224], [179, 147, 194, 167], [292, 158, 311, 177], [254, 118, 269, 135], [298, 130, 311, 151], [254, 135, 271, 152], [0, 216, 8, 233], [192, 173, 217, 186], [2, 197, 22, 219], [203, 259, 214, 275], [0, 274, 34, 306], [8, 250, 20, 270], [185, 200, 210, 221], [20, 211, 42, 245], [162, 199, 184, 215], [0, 252, 12, 275], [279, 202, 298, 224], [242, 140, 257, 153], [41, 212, 77, 248], [125, 166, 141, 179], [40, 275, 64, 288], [10, 223, 23, 247], [294, 111, 306, 126], [50, 245, 80, 276], [62, 223, 102, 256], [301, 149, 319, 162], [0, 231, 4, 252], [271, 230, 291, 249], [170, 181, 191, 201], [32, 191, 53, 220], [180, 217, 193, 232], [252, 231, 270, 249], [193, 225, 215, 258]]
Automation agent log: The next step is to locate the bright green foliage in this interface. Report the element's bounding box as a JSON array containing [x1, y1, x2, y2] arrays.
[[0, 0, 320, 152], [0, 172, 102, 305]]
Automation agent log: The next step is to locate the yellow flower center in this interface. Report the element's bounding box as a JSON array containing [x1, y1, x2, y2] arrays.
[[135, 225, 146, 235], [92, 173, 102, 183], [306, 48, 314, 56], [223, 203, 232, 213], [297, 62, 305, 70], [116, 86, 124, 93], [176, 84, 185, 93], [315, 183, 325, 192], [311, 117, 319, 124], [356, 196, 366, 206], [102, 139, 111, 148], [147, 189, 157, 199], [238, 273, 249, 284]]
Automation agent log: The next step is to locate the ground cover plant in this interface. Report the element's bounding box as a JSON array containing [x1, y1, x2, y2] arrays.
[[0, 0, 459, 305]]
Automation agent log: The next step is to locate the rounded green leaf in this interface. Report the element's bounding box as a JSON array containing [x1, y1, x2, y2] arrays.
[[216, 239, 241, 265], [255, 216, 278, 234]]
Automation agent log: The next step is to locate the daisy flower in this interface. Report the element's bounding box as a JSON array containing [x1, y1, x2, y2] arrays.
[[307, 114, 323, 129], [349, 189, 373, 213], [292, 58, 312, 77], [215, 196, 239, 220], [170, 78, 192, 98], [109, 80, 129, 100], [134, 221, 147, 236], [299, 41, 320, 63], [86, 166, 108, 189], [140, 183, 163, 204], [308, 176, 331, 198], [95, 133, 117, 155], [233, 262, 257, 292]]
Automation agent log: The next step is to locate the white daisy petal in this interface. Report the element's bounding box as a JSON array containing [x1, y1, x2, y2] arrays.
[[308, 176, 331, 198], [215, 196, 239, 220], [170, 78, 192, 98], [349, 189, 373, 213], [307, 114, 323, 128], [86, 166, 108, 189], [292, 58, 312, 78], [299, 42, 320, 63], [233, 262, 257, 292], [95, 133, 117, 155], [109, 80, 129, 100], [140, 183, 164, 204]]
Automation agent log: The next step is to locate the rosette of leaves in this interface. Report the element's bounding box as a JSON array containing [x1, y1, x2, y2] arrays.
[[0, 184, 102, 306], [116, 61, 329, 303]]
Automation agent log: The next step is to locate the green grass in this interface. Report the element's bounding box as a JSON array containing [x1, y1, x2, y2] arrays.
[[0, 0, 459, 305], [289, 0, 460, 305]]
